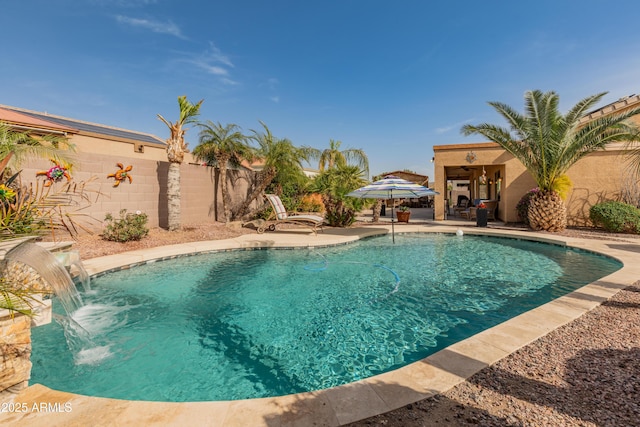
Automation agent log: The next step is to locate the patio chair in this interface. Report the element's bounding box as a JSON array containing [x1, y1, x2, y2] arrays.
[[484, 200, 498, 220], [259, 194, 325, 235], [453, 199, 469, 216], [460, 206, 477, 220]]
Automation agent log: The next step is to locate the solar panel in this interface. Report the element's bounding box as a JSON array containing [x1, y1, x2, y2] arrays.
[[4, 107, 165, 146]]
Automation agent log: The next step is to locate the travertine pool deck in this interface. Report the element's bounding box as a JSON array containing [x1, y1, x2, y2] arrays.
[[3, 223, 640, 426]]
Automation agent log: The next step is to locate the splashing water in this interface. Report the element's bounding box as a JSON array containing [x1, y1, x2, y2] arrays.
[[6, 242, 82, 315]]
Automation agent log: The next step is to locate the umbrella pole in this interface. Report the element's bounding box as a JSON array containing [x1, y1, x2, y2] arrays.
[[391, 197, 395, 243]]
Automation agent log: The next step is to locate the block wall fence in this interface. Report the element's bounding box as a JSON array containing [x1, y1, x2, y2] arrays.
[[21, 152, 259, 232]]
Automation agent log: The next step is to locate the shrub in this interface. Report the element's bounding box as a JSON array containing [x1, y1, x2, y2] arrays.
[[298, 193, 324, 212], [0, 172, 99, 240], [515, 188, 539, 226], [589, 201, 640, 234], [102, 209, 149, 242], [322, 194, 356, 227]]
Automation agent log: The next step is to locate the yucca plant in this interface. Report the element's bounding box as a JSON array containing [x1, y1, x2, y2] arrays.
[[462, 90, 640, 231], [0, 276, 48, 317], [0, 175, 100, 241]]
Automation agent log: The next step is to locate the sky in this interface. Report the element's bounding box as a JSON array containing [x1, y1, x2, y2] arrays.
[[2, 1, 640, 180]]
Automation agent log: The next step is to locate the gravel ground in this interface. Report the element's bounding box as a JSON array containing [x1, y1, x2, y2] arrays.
[[62, 221, 255, 260], [56, 221, 640, 426]]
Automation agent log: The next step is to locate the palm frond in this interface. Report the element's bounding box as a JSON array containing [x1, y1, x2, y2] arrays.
[[462, 90, 640, 191]]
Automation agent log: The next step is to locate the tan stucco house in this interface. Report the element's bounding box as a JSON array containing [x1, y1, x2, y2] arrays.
[[432, 94, 640, 226]]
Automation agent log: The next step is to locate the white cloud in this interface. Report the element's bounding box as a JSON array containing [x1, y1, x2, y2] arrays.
[[183, 42, 239, 86], [204, 42, 234, 68], [270, 96, 280, 103], [193, 64, 228, 76], [94, 0, 158, 6], [221, 77, 240, 86], [116, 15, 185, 39], [435, 118, 475, 134]]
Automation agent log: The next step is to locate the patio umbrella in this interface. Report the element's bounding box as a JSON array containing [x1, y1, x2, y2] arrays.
[[346, 175, 439, 242]]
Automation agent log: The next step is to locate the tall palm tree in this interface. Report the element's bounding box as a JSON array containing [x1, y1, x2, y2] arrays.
[[314, 139, 369, 176], [461, 90, 640, 232], [157, 96, 203, 231], [0, 121, 73, 175], [194, 121, 253, 222], [235, 121, 313, 218]]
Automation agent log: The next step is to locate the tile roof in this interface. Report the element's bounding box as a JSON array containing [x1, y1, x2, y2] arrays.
[[0, 104, 165, 146], [581, 94, 640, 122]]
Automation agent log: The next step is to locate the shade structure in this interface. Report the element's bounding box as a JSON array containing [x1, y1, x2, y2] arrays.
[[346, 175, 439, 242]]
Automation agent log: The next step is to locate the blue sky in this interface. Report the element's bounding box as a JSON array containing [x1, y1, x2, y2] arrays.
[[2, 1, 639, 179]]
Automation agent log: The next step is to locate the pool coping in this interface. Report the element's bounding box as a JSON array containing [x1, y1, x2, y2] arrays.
[[4, 224, 640, 426]]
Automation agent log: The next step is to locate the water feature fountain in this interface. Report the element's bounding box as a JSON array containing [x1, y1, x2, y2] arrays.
[[55, 249, 91, 293], [5, 242, 85, 315], [3, 242, 107, 364], [1, 240, 92, 392]]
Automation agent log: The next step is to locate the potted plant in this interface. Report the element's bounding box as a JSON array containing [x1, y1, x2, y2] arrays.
[[476, 201, 488, 227], [396, 205, 411, 223]]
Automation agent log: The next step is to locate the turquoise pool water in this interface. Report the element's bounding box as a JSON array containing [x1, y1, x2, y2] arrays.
[[31, 233, 621, 401]]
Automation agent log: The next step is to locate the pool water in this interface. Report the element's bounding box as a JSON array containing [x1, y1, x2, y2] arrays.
[[30, 234, 621, 401]]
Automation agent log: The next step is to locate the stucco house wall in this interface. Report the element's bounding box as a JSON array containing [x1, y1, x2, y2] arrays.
[[433, 143, 533, 223], [433, 94, 640, 225], [434, 143, 636, 226], [564, 145, 634, 226]]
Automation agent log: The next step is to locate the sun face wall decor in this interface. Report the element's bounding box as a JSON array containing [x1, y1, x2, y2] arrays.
[[107, 163, 133, 187], [36, 159, 72, 186]]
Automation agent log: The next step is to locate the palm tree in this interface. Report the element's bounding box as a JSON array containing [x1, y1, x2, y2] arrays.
[[157, 96, 203, 231], [314, 139, 369, 176], [194, 121, 253, 222], [312, 164, 368, 199], [0, 121, 73, 175], [623, 126, 640, 178], [235, 121, 314, 218], [461, 90, 640, 232], [311, 164, 368, 227]]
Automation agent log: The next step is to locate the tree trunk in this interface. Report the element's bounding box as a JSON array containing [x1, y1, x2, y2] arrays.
[[167, 162, 181, 231], [235, 166, 277, 219], [372, 199, 382, 222], [216, 153, 232, 223], [528, 190, 567, 232]]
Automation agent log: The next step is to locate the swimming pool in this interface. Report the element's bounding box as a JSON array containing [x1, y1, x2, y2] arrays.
[[30, 233, 621, 402]]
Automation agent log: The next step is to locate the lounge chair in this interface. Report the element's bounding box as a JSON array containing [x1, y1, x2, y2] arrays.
[[259, 194, 325, 235]]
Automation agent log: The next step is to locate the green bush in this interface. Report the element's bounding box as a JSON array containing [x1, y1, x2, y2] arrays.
[[589, 201, 640, 233], [103, 209, 149, 242], [322, 194, 356, 227]]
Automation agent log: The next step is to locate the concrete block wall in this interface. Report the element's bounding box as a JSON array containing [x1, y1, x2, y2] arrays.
[[20, 152, 258, 232]]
